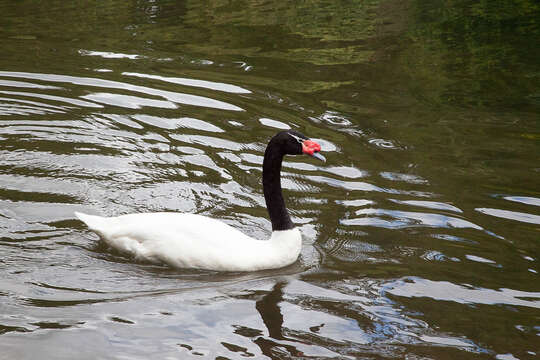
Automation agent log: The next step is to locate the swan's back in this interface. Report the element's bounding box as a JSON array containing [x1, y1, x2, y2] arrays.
[[75, 212, 301, 271]]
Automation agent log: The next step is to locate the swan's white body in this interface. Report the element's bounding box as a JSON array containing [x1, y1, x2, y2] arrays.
[[75, 211, 302, 271]]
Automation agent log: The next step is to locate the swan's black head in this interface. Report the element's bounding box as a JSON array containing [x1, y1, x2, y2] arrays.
[[272, 130, 326, 162]]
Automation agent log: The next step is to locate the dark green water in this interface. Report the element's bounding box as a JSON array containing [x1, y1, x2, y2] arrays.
[[1, 1, 539, 359]]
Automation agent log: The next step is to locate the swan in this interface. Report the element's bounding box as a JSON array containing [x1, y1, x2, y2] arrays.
[[75, 130, 326, 271]]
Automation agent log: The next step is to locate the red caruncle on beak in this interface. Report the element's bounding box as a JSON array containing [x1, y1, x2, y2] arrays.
[[302, 139, 321, 155]]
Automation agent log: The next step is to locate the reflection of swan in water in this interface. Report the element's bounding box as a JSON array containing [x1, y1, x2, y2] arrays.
[[253, 281, 305, 357], [256, 281, 287, 340]]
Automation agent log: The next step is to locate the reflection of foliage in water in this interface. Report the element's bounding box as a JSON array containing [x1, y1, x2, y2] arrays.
[[3, 0, 538, 108], [404, 0, 540, 108], [182, 0, 380, 41], [137, 0, 380, 65]]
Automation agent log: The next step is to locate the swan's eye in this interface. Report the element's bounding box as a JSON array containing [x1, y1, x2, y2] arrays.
[[287, 133, 304, 144]]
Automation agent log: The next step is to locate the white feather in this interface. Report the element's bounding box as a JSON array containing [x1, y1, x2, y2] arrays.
[[75, 211, 301, 271]]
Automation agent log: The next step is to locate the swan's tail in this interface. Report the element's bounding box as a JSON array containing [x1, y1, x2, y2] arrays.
[[75, 211, 109, 236]]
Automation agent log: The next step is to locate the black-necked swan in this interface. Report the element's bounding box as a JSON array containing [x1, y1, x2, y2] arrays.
[[75, 130, 325, 272]]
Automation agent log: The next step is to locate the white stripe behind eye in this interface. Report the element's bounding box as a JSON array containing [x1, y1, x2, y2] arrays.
[[288, 132, 304, 144]]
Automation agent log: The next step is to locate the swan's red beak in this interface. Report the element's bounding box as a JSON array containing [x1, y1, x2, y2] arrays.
[[302, 140, 326, 162]]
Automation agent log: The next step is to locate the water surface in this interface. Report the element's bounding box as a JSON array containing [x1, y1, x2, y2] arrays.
[[1, 1, 539, 359]]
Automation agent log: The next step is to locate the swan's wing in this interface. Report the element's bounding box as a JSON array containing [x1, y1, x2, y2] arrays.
[[77, 211, 253, 242], [75, 212, 262, 268], [75, 212, 301, 271]]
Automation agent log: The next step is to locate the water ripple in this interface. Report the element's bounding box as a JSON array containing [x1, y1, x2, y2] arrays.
[[503, 196, 540, 207], [132, 115, 224, 132], [384, 277, 540, 309], [170, 134, 257, 151], [306, 176, 433, 197], [82, 92, 177, 109], [0, 79, 62, 90], [123, 72, 251, 94], [343, 208, 483, 230], [258, 117, 291, 129], [476, 208, 540, 224], [0, 90, 102, 108], [0, 71, 244, 111], [0, 97, 67, 111], [389, 199, 462, 213], [368, 138, 402, 150], [465, 255, 497, 265], [380, 172, 428, 184], [79, 50, 142, 59]]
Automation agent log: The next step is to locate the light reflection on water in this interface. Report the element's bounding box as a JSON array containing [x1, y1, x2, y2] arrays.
[[0, 71, 244, 111], [0, 65, 538, 359], [384, 277, 540, 309], [1, 1, 539, 358]]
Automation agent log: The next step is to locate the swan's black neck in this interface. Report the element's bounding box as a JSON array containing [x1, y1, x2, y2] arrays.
[[263, 138, 294, 231]]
